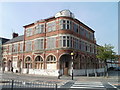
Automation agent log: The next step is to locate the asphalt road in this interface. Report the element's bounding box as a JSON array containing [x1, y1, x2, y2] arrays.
[[0, 70, 120, 89]]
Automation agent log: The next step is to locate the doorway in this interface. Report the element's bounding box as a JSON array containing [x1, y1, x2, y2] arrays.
[[64, 62, 69, 75], [59, 54, 71, 76]]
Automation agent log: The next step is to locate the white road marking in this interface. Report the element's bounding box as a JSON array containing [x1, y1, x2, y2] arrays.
[[71, 81, 104, 88], [108, 82, 117, 88]]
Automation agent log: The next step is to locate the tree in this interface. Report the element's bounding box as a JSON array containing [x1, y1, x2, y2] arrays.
[[96, 44, 116, 77]]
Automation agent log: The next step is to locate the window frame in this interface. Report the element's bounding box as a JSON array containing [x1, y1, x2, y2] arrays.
[[59, 19, 72, 30], [34, 39, 44, 50], [47, 21, 56, 32], [25, 41, 32, 52], [46, 37, 56, 49]]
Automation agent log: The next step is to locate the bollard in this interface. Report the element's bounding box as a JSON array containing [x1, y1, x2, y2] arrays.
[[72, 72, 73, 80], [58, 75, 60, 79], [55, 83, 57, 90], [87, 72, 89, 77], [106, 72, 109, 78], [95, 72, 97, 77], [11, 80, 14, 90]]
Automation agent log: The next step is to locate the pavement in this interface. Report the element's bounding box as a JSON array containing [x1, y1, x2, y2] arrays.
[[0, 70, 120, 89]]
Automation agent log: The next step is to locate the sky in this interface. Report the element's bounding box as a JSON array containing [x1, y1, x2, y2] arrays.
[[0, 2, 118, 53], [118, 2, 120, 55]]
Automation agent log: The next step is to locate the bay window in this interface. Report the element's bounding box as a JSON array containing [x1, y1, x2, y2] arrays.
[[34, 39, 44, 50], [35, 24, 44, 34], [47, 37, 56, 49], [19, 43, 23, 52], [59, 19, 72, 30], [47, 21, 56, 32], [9, 45, 12, 53], [25, 41, 32, 52], [74, 23, 79, 33], [13, 44, 18, 53], [26, 28, 33, 37], [59, 35, 71, 48]]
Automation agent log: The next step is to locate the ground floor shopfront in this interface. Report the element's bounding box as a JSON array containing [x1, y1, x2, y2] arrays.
[[2, 49, 105, 76]]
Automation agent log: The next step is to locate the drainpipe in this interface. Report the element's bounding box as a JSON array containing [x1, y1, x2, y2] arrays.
[[44, 21, 46, 69]]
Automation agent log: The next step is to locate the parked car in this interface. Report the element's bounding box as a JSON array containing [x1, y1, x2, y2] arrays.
[[114, 67, 120, 71], [107, 67, 115, 71]]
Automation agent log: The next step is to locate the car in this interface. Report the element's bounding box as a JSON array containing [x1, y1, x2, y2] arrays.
[[114, 67, 120, 71], [107, 67, 115, 71]]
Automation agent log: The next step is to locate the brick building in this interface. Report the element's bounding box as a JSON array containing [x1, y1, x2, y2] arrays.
[[2, 10, 104, 76], [0, 37, 9, 68]]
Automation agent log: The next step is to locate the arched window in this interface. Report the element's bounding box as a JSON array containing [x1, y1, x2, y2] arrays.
[[46, 55, 56, 70], [35, 56, 43, 69], [47, 55, 56, 62], [25, 57, 32, 69]]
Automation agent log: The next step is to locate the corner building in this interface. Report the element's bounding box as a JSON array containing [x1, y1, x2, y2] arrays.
[[2, 10, 104, 76]]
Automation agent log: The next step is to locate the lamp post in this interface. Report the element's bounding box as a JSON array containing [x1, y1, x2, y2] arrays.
[[71, 52, 74, 80]]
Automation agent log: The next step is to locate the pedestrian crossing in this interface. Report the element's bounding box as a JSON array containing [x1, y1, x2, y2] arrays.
[[70, 81, 105, 89]]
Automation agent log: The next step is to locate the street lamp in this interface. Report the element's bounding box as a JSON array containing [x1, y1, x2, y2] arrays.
[[71, 52, 74, 80]]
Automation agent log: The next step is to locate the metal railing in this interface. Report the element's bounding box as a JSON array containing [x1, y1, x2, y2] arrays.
[[0, 79, 58, 89]]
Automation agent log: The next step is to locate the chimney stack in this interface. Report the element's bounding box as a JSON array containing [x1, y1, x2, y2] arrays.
[[12, 32, 18, 38]]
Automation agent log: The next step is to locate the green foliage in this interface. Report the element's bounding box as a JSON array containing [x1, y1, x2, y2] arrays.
[[97, 44, 116, 62]]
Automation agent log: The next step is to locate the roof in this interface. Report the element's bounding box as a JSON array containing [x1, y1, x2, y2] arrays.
[[4, 35, 24, 44], [23, 16, 55, 28], [0, 37, 9, 39], [0, 37, 9, 44], [74, 18, 95, 33], [55, 9, 75, 18]]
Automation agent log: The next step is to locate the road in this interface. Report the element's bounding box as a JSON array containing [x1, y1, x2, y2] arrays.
[[0, 70, 120, 90]]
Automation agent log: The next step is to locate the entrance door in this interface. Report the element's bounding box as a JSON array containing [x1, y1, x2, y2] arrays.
[[60, 54, 71, 76], [64, 62, 69, 75]]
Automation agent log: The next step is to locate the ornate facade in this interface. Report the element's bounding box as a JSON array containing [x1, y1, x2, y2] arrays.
[[2, 10, 104, 76]]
